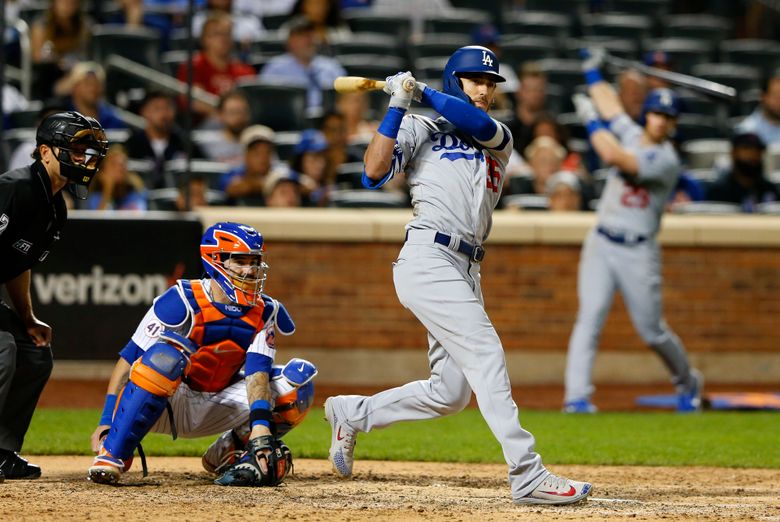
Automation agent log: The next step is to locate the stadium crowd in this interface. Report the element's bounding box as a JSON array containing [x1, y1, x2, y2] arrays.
[[2, 0, 780, 213]]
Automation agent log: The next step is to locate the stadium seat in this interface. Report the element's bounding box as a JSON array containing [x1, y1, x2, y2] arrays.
[[164, 159, 232, 190], [677, 93, 728, 123], [581, 13, 653, 45], [7, 101, 43, 129], [732, 88, 761, 119], [562, 37, 637, 61], [536, 59, 584, 97], [169, 28, 201, 52], [412, 34, 471, 62], [524, 0, 591, 14], [91, 25, 162, 69], [235, 79, 308, 132], [414, 56, 450, 83], [671, 201, 741, 214], [501, 194, 549, 211], [675, 114, 727, 142], [608, 0, 671, 18], [161, 50, 188, 77], [765, 144, 780, 174], [502, 11, 572, 40], [557, 112, 587, 141], [663, 15, 732, 45], [342, 12, 413, 40], [335, 162, 365, 189], [501, 36, 559, 70], [331, 33, 402, 60], [640, 38, 715, 75], [249, 35, 287, 57], [262, 14, 289, 31], [147, 187, 226, 211], [681, 139, 731, 169], [329, 189, 408, 208], [505, 175, 534, 195], [720, 40, 780, 79], [273, 131, 302, 162], [340, 54, 407, 82], [690, 63, 761, 99], [757, 201, 780, 215], [424, 8, 491, 34]]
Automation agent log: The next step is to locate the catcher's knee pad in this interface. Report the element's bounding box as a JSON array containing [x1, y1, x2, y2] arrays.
[[103, 343, 190, 460], [271, 358, 317, 437]]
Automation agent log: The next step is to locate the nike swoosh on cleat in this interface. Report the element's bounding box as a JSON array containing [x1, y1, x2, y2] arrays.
[[337, 427, 346, 441], [538, 486, 576, 497]]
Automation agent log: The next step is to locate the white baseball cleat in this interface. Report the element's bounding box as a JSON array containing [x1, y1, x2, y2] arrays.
[[514, 472, 592, 505], [325, 396, 357, 478]]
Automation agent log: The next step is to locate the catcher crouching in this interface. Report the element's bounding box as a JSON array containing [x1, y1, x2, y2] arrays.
[[88, 222, 316, 486]]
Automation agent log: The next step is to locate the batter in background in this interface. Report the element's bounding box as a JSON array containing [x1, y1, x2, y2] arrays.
[[325, 46, 592, 506], [565, 48, 703, 414]]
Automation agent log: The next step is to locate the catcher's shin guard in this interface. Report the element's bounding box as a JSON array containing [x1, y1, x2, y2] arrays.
[[92, 342, 189, 481]]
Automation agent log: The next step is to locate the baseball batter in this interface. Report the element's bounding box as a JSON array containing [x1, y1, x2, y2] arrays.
[[564, 49, 703, 413], [324, 46, 592, 505], [88, 222, 316, 486]]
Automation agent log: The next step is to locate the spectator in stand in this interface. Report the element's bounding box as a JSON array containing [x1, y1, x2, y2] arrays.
[[176, 12, 255, 121], [523, 136, 566, 195], [30, 0, 93, 98], [220, 125, 285, 205], [124, 90, 204, 189], [175, 174, 211, 211], [192, 0, 265, 52], [642, 51, 672, 90], [335, 92, 378, 143], [666, 172, 705, 212], [532, 114, 583, 174], [101, 0, 175, 50], [735, 71, 780, 146], [54, 62, 127, 130], [470, 24, 519, 95], [507, 63, 550, 160], [234, 0, 296, 17], [288, 0, 351, 50], [290, 129, 330, 206], [264, 169, 303, 207], [199, 90, 251, 166], [707, 132, 779, 212], [86, 145, 148, 211], [318, 110, 363, 188], [547, 171, 583, 212], [618, 69, 648, 123], [259, 16, 347, 113]]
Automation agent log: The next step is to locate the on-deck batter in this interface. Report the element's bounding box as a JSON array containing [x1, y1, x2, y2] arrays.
[[324, 46, 592, 506], [564, 48, 703, 414]]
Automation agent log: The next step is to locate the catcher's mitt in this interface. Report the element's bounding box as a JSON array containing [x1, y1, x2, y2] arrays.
[[214, 435, 292, 487]]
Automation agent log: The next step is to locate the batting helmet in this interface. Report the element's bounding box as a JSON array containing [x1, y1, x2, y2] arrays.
[[442, 45, 506, 104], [200, 222, 268, 306], [640, 88, 681, 123], [36, 111, 108, 199]]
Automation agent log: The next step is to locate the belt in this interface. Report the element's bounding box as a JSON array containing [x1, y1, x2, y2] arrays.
[[597, 226, 648, 245], [405, 229, 486, 263]]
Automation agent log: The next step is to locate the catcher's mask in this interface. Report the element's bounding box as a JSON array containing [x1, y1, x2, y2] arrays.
[[200, 222, 268, 306], [36, 111, 108, 199]]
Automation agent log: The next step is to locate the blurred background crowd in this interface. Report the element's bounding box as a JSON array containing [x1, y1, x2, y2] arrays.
[[2, 0, 780, 213]]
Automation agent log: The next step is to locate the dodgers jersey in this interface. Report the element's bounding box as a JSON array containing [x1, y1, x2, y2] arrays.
[[596, 114, 681, 237], [377, 114, 513, 245]]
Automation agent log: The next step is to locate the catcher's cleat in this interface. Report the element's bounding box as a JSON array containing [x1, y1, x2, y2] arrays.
[[514, 472, 592, 505], [325, 396, 357, 478], [677, 368, 704, 413], [202, 428, 248, 475], [562, 399, 598, 414], [88, 451, 125, 485]]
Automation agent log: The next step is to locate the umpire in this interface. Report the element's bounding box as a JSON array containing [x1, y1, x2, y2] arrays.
[[0, 111, 107, 480]]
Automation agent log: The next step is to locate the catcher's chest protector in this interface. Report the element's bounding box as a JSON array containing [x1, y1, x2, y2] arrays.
[[181, 280, 266, 392]]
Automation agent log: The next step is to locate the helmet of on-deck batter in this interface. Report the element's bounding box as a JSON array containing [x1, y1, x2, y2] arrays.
[[640, 88, 681, 124], [35, 111, 108, 199], [442, 45, 506, 104], [200, 222, 268, 306]]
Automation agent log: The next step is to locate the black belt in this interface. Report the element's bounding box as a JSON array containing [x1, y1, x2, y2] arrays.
[[597, 226, 648, 245]]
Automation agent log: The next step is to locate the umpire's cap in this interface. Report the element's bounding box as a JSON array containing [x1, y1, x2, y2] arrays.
[[442, 46, 506, 104]]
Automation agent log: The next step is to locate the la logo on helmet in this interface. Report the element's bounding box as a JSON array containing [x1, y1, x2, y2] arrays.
[[481, 51, 493, 67]]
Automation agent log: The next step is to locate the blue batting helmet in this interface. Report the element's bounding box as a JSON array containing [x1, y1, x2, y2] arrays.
[[640, 88, 681, 124], [200, 222, 268, 306], [442, 45, 506, 103]]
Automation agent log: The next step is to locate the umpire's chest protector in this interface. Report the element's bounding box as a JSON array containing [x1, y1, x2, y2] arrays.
[[179, 280, 266, 392]]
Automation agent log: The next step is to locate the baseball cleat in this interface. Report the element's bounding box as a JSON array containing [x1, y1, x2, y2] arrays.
[[515, 472, 592, 505], [325, 396, 357, 478], [677, 368, 704, 413], [0, 451, 41, 480], [562, 399, 598, 414], [88, 448, 126, 485]]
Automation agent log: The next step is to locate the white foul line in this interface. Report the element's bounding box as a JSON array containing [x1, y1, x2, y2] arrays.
[[589, 497, 643, 504]]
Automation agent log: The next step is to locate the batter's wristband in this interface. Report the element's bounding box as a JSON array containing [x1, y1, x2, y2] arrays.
[[586, 119, 606, 137], [377, 107, 406, 139], [584, 69, 604, 86], [250, 400, 273, 428], [99, 393, 118, 425]]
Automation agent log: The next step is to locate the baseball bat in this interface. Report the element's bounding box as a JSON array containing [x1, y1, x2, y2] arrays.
[[334, 76, 415, 94], [604, 54, 737, 101]]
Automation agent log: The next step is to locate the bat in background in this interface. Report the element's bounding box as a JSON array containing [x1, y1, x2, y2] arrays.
[[334, 76, 416, 94]]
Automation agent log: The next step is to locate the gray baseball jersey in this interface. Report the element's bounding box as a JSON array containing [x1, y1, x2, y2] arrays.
[[336, 112, 551, 500], [596, 114, 681, 237]]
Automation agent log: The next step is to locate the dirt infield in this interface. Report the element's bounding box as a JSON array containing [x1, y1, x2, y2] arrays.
[[1, 457, 778, 521]]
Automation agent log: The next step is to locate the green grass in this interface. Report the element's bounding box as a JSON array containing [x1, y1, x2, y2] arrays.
[[25, 408, 779, 468]]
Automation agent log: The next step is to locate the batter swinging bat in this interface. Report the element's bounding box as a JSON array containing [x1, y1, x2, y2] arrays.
[[604, 54, 737, 101], [334, 76, 416, 93]]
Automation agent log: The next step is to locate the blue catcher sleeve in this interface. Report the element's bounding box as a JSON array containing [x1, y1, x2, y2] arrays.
[[260, 294, 295, 335], [420, 86, 498, 142], [119, 341, 144, 364]]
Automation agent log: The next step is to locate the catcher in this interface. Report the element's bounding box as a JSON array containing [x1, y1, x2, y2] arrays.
[[88, 221, 316, 487]]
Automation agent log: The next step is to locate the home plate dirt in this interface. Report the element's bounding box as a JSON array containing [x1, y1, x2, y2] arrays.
[[1, 457, 778, 521]]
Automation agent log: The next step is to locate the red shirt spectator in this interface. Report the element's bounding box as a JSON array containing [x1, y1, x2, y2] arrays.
[[178, 52, 254, 97]]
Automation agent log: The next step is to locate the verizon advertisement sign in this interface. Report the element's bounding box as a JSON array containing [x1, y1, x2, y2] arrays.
[[30, 214, 203, 359]]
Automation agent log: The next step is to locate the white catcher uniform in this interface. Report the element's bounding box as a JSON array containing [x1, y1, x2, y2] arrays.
[[565, 113, 695, 403], [336, 113, 549, 499]]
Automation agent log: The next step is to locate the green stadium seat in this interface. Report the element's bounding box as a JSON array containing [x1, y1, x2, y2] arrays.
[[502, 11, 572, 40], [331, 33, 402, 60], [91, 25, 162, 69], [663, 15, 732, 46], [342, 12, 412, 40], [235, 79, 308, 132], [424, 8, 491, 34], [720, 39, 780, 79], [581, 13, 653, 45], [339, 54, 407, 81], [562, 37, 638, 61], [501, 36, 559, 70]]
